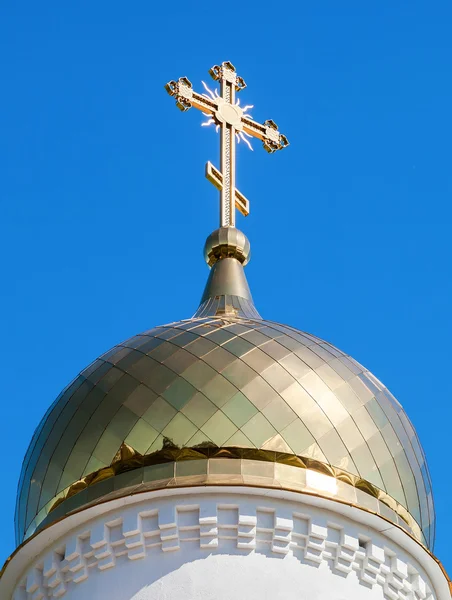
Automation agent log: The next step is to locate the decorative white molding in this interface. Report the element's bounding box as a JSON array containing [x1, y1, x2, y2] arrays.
[[12, 496, 436, 600]]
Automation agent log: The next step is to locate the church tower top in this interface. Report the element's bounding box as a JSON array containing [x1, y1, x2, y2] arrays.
[[4, 60, 449, 600]]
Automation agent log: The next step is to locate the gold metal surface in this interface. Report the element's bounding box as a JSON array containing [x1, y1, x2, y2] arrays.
[[203, 228, 250, 267]]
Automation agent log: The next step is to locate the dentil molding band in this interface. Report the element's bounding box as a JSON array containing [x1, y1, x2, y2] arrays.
[[13, 494, 435, 600]]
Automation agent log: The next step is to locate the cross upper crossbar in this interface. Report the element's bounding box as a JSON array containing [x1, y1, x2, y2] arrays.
[[165, 61, 289, 228]]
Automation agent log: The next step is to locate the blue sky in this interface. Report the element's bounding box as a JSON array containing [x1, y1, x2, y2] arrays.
[[1, 1, 451, 572]]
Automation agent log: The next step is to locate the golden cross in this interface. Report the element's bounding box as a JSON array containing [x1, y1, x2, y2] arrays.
[[165, 61, 289, 228]]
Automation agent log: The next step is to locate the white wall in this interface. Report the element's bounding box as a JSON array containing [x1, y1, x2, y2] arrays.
[[4, 487, 449, 600]]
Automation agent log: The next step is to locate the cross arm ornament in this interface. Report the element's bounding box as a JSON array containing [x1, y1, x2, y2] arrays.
[[165, 77, 216, 115], [241, 117, 289, 154]]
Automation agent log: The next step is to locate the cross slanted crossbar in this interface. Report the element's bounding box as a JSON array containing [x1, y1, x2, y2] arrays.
[[165, 61, 289, 228]]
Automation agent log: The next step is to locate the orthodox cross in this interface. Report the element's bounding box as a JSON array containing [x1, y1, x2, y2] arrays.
[[165, 61, 289, 228]]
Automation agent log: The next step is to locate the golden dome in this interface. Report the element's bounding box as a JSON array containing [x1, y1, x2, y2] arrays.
[[16, 300, 434, 549]]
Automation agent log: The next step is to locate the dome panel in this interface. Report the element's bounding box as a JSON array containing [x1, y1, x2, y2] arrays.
[[16, 317, 435, 549]]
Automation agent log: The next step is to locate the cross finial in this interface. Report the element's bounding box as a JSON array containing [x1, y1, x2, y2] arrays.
[[165, 61, 289, 229]]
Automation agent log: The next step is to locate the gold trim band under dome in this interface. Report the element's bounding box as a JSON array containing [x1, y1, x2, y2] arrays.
[[31, 445, 423, 545]]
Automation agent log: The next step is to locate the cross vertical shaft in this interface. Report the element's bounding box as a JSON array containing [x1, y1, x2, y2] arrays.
[[220, 75, 236, 228]]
